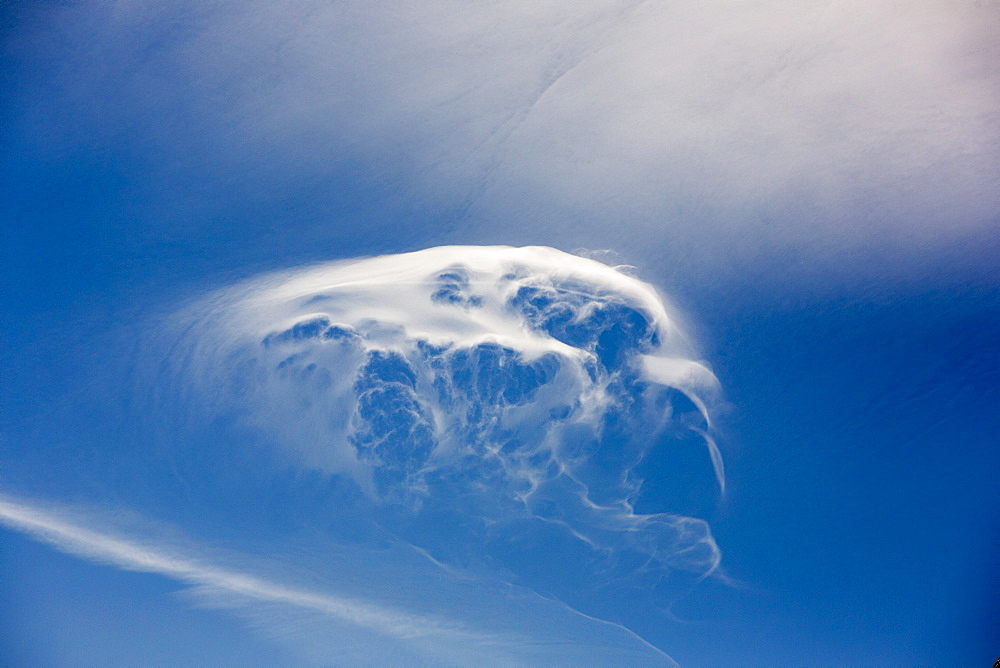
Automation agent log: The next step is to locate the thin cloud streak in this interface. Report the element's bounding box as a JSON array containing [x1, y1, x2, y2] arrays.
[[0, 495, 479, 641], [0, 493, 679, 665]]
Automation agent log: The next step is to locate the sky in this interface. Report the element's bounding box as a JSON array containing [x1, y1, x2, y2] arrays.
[[1, 1, 998, 665]]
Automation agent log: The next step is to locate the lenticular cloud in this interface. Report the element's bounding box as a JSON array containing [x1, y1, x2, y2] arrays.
[[167, 246, 723, 616]]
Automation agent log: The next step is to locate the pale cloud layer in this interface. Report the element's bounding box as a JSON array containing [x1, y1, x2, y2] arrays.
[[15, 1, 998, 278]]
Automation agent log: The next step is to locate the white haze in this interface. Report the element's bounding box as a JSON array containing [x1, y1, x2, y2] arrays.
[[16, 0, 999, 280]]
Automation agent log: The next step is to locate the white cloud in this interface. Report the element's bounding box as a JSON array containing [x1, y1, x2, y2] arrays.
[[167, 245, 723, 580]]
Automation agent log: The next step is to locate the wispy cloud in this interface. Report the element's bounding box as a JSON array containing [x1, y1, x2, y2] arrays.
[[0, 493, 677, 665], [0, 495, 473, 640]]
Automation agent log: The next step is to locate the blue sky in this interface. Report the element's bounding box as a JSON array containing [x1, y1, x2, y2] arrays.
[[2, 1, 998, 665]]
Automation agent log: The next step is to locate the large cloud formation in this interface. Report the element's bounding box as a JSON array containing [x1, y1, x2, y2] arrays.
[[169, 246, 723, 613]]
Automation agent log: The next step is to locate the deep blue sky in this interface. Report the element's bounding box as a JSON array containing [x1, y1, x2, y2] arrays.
[[2, 2, 998, 665]]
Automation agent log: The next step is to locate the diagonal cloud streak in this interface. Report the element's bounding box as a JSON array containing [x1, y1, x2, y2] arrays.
[[0, 492, 679, 666], [0, 495, 471, 640]]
